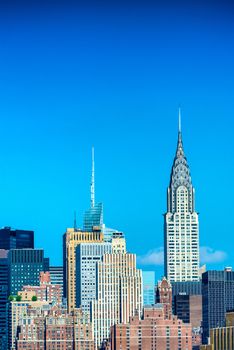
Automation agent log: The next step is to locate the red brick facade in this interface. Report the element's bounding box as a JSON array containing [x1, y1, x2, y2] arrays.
[[16, 307, 94, 350], [156, 277, 172, 319], [109, 305, 192, 350], [21, 271, 62, 304]]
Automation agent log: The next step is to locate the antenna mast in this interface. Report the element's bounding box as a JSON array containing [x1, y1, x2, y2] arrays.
[[178, 107, 182, 134], [91, 147, 95, 208], [74, 210, 77, 231]]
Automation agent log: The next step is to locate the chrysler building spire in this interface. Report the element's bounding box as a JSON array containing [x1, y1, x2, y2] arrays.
[[176, 108, 185, 158], [168, 109, 193, 214], [164, 110, 200, 282]]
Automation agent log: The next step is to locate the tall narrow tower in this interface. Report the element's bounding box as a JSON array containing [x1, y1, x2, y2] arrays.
[[91, 146, 95, 208], [164, 110, 200, 282], [83, 147, 103, 232]]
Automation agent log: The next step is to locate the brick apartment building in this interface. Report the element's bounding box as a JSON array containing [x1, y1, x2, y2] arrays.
[[15, 305, 94, 350], [109, 304, 192, 350]]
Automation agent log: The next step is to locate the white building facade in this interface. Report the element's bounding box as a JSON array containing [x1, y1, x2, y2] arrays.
[[164, 114, 200, 282], [76, 242, 112, 313], [91, 241, 143, 348]]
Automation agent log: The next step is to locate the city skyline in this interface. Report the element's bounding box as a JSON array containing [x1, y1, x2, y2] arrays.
[[0, 113, 231, 274], [0, 1, 233, 276], [1, 2, 234, 349]]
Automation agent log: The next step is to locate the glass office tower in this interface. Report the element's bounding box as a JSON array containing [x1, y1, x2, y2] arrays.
[[0, 250, 8, 350], [0, 227, 34, 250], [202, 268, 234, 344], [83, 202, 103, 232], [9, 249, 47, 295], [142, 271, 155, 305]]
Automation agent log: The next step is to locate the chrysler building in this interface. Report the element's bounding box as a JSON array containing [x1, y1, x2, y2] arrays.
[[164, 110, 200, 282]]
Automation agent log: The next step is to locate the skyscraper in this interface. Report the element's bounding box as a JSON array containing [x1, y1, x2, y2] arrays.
[[174, 294, 202, 328], [63, 148, 122, 311], [91, 238, 143, 348], [171, 281, 202, 314], [83, 147, 104, 232], [8, 249, 47, 295], [76, 242, 112, 312], [0, 250, 8, 350], [0, 227, 34, 250], [142, 271, 155, 305], [164, 110, 200, 282], [202, 268, 234, 344], [83, 202, 104, 232], [0, 228, 34, 349], [63, 227, 103, 312], [201, 312, 234, 350], [83, 147, 119, 242]]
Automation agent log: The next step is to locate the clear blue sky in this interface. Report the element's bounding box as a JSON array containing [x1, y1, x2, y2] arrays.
[[0, 1, 234, 279]]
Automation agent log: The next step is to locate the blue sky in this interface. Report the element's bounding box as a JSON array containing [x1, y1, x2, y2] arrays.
[[0, 1, 234, 278]]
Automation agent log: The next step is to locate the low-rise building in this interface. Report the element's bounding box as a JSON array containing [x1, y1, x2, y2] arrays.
[[19, 271, 62, 304]]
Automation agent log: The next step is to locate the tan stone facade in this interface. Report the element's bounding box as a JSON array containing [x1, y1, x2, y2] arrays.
[[200, 345, 213, 350], [226, 312, 234, 326], [206, 324, 234, 350], [91, 252, 143, 349], [199, 313, 234, 350], [65, 227, 103, 312]]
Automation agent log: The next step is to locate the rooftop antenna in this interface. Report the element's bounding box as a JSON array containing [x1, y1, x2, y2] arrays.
[[91, 146, 95, 208], [176, 106, 184, 157], [74, 210, 77, 231], [178, 106, 182, 134]]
